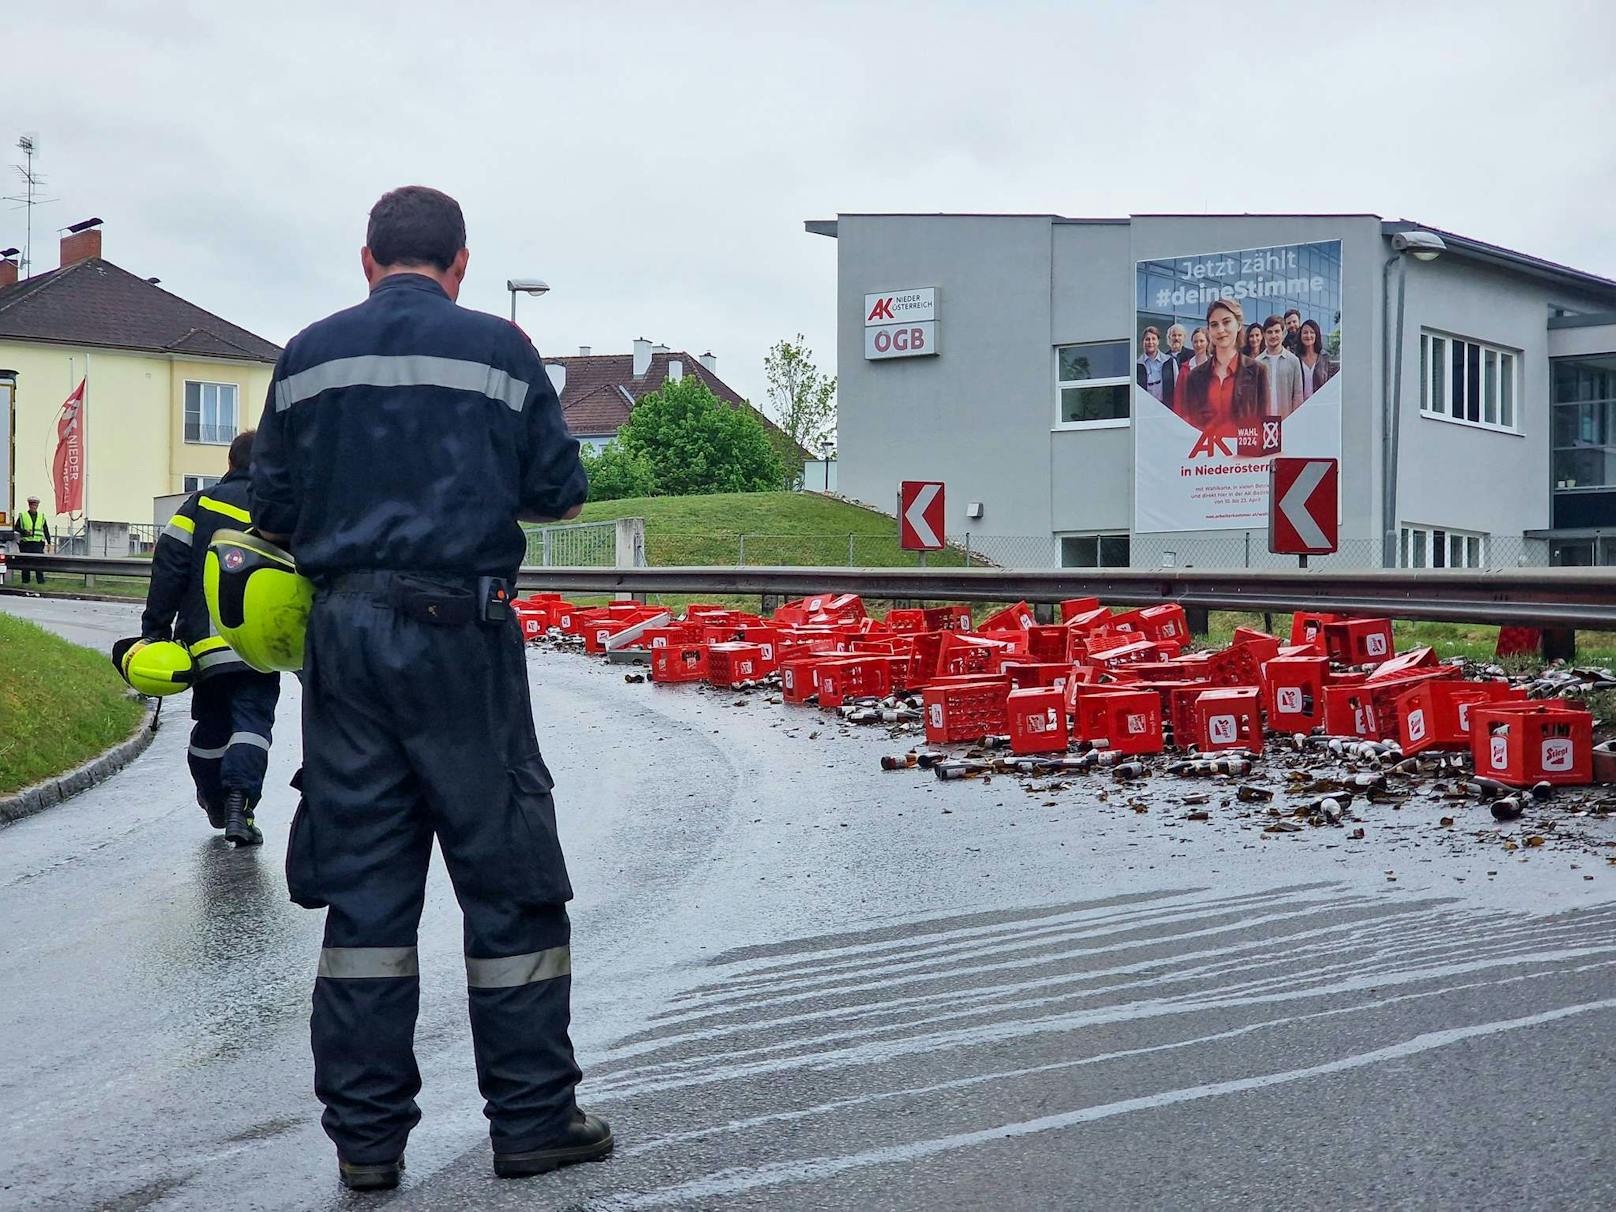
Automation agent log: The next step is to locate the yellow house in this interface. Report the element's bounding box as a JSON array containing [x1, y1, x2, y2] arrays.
[[0, 223, 280, 534]]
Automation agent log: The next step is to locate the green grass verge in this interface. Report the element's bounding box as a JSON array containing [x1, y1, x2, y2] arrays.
[[0, 613, 146, 796]]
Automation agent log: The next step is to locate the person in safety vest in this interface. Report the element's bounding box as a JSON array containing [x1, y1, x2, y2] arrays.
[[251, 185, 601, 1192], [13, 494, 51, 584], [141, 431, 281, 846]]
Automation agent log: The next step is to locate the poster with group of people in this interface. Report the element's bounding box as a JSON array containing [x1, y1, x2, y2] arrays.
[[1133, 239, 1343, 532]]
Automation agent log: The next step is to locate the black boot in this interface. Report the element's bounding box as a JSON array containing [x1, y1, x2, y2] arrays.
[[338, 1155, 405, 1191], [223, 790, 263, 847], [493, 1111, 614, 1178], [198, 791, 227, 830]]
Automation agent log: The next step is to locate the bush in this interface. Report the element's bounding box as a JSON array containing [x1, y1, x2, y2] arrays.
[[582, 442, 657, 502], [615, 376, 783, 496]]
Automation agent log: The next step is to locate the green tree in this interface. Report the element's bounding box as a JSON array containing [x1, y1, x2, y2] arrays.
[[580, 441, 657, 502], [764, 334, 837, 488], [616, 375, 783, 496]]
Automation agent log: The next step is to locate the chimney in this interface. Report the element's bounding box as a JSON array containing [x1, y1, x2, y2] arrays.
[[578, 345, 592, 357], [0, 258, 17, 288], [632, 337, 652, 378], [60, 219, 104, 268], [652, 343, 669, 355], [699, 351, 717, 375], [545, 363, 567, 396], [668, 359, 683, 382]]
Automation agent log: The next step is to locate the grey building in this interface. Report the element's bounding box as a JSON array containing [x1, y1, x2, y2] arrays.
[[806, 213, 1616, 569]]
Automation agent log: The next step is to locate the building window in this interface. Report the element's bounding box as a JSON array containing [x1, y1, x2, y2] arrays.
[[1061, 533, 1130, 567], [1056, 341, 1131, 426], [1551, 356, 1616, 492], [182, 474, 221, 493], [1418, 332, 1519, 432], [184, 381, 239, 445], [1399, 525, 1485, 569]]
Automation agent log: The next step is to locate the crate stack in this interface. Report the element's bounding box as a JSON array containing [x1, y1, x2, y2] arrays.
[[512, 594, 1601, 789]]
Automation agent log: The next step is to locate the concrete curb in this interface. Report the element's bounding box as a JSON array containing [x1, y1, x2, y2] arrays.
[[0, 700, 161, 829]]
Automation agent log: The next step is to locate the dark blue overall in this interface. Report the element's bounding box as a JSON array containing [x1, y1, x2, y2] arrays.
[[251, 273, 590, 1163]]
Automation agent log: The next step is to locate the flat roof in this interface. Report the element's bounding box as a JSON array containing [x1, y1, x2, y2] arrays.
[[804, 213, 1616, 301]]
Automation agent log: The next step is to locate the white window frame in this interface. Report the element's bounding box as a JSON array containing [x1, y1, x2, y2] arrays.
[[184, 380, 240, 446], [182, 474, 221, 493], [1054, 341, 1132, 431], [1058, 531, 1132, 568], [1398, 524, 1487, 569], [1418, 330, 1521, 435]]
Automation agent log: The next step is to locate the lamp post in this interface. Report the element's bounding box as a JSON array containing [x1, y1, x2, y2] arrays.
[[506, 277, 550, 323], [1380, 230, 1446, 567]]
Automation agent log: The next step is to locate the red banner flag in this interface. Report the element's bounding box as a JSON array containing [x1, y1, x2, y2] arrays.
[[53, 377, 86, 516]]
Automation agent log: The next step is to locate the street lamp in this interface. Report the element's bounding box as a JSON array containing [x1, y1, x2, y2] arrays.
[[1381, 229, 1447, 567], [506, 277, 550, 323]]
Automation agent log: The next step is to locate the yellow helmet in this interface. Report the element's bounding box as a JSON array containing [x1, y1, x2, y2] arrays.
[[111, 636, 194, 697], [204, 530, 314, 673]]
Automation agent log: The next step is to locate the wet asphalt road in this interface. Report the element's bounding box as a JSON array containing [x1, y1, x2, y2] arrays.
[[2, 595, 1614, 1211]]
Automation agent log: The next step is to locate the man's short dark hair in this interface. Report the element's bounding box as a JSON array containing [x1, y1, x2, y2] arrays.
[[1263, 314, 1285, 331], [1283, 308, 1301, 321], [366, 186, 467, 271], [229, 429, 256, 472]]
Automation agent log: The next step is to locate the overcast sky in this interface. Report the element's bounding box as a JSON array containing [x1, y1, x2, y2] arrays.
[[4, 0, 1613, 410]]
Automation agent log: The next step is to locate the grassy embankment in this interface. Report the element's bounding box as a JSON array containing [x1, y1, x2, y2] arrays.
[[0, 613, 146, 796]]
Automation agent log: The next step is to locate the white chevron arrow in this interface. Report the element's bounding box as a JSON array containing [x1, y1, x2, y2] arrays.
[[1278, 461, 1330, 549], [904, 483, 942, 548]]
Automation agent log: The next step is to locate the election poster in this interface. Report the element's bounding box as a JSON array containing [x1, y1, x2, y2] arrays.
[[1132, 240, 1343, 532]]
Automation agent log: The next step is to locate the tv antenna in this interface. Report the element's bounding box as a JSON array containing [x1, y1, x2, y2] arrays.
[[4, 134, 58, 279]]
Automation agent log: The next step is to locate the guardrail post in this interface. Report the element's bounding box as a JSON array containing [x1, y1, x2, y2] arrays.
[[614, 517, 646, 602], [1540, 628, 1577, 662], [1186, 606, 1211, 637]]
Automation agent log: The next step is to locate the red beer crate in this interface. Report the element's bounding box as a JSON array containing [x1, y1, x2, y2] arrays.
[[1324, 617, 1395, 665], [1024, 625, 1070, 664], [1193, 687, 1263, 752], [1207, 643, 1264, 687], [1138, 605, 1190, 645], [1002, 661, 1076, 692], [1073, 689, 1163, 756], [1367, 647, 1440, 682], [1087, 639, 1174, 671], [981, 601, 1037, 633], [922, 679, 1010, 745], [1263, 655, 1329, 733], [1323, 683, 1381, 739], [1063, 606, 1113, 636], [1471, 700, 1594, 787], [1006, 686, 1069, 755], [651, 643, 707, 684], [1396, 679, 1525, 755], [584, 616, 640, 654], [885, 608, 928, 632], [815, 655, 893, 708], [1095, 608, 1145, 637], [1230, 628, 1282, 665], [1168, 685, 1206, 748], [513, 602, 549, 641], [706, 642, 772, 688], [936, 633, 1016, 678], [780, 657, 825, 704], [923, 605, 974, 632], [1291, 611, 1343, 648], [1059, 597, 1101, 622], [800, 593, 866, 622]]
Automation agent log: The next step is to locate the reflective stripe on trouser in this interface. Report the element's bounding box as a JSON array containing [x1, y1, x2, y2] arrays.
[[296, 592, 581, 1162], [187, 671, 280, 808]]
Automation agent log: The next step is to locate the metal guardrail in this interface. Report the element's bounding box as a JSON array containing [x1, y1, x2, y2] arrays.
[[9, 554, 1616, 630]]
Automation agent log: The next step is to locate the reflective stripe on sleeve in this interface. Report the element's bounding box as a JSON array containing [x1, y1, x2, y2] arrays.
[[318, 946, 419, 979], [163, 515, 196, 545], [275, 355, 530, 414], [226, 731, 271, 751], [196, 649, 248, 672], [189, 636, 232, 658], [198, 495, 252, 524], [465, 945, 571, 990]]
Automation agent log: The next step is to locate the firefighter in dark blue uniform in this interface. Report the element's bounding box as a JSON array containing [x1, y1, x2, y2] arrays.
[[142, 431, 280, 846], [251, 186, 606, 1191]]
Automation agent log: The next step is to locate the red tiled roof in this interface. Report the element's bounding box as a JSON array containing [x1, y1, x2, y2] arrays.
[[0, 257, 281, 362], [551, 350, 804, 456]]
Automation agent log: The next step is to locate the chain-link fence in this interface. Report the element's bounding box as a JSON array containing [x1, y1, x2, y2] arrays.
[[523, 520, 623, 567]]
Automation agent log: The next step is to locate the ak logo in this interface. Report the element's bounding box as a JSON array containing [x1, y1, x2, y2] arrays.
[[867, 297, 895, 322]]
